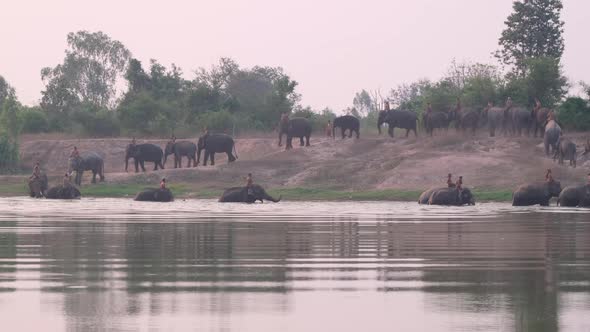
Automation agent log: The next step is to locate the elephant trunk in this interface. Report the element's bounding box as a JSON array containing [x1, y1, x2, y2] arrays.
[[197, 146, 202, 165], [264, 192, 281, 203], [332, 124, 336, 139]]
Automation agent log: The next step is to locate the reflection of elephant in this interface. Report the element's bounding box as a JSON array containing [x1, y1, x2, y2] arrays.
[[28, 174, 48, 198], [333, 115, 360, 139], [218, 184, 281, 203], [134, 188, 174, 202], [423, 111, 455, 136], [278, 117, 312, 149], [164, 140, 197, 168], [557, 185, 590, 207], [531, 106, 551, 138], [45, 185, 81, 199], [197, 133, 237, 166], [68, 152, 105, 186], [418, 187, 475, 205], [512, 181, 562, 206], [483, 105, 509, 137], [377, 110, 418, 138], [553, 136, 576, 167], [457, 109, 480, 135], [125, 143, 165, 172], [544, 120, 561, 156], [510, 107, 532, 136]]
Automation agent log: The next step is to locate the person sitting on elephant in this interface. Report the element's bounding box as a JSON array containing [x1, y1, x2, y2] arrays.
[[456, 176, 463, 191], [63, 173, 72, 188], [426, 102, 433, 114], [131, 137, 137, 146], [280, 113, 289, 124], [70, 146, 80, 159], [160, 178, 167, 189], [506, 96, 513, 108], [244, 173, 254, 200], [30, 162, 41, 180], [547, 110, 556, 122], [546, 169, 554, 182], [325, 120, 332, 137], [384, 101, 390, 111], [447, 173, 455, 188]]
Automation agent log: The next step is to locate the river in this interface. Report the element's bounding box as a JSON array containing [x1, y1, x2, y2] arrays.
[[0, 198, 589, 331]]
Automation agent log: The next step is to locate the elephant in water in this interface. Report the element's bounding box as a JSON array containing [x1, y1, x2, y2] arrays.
[[68, 152, 105, 186], [197, 133, 237, 166], [377, 109, 418, 138], [544, 120, 562, 156], [28, 174, 48, 198], [164, 140, 197, 168], [418, 187, 475, 206], [218, 184, 281, 203], [333, 115, 360, 139], [278, 116, 312, 149], [512, 180, 562, 206], [557, 185, 590, 207], [134, 188, 174, 202], [125, 143, 165, 172], [45, 185, 81, 199], [553, 136, 577, 167]]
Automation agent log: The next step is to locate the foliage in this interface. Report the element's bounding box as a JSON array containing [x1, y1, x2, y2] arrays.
[[20, 107, 49, 133], [0, 135, 19, 173], [352, 90, 374, 116], [557, 97, 590, 131], [0, 75, 16, 107], [495, 0, 565, 75]]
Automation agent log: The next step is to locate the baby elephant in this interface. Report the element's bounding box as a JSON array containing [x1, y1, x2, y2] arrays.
[[553, 137, 577, 168]]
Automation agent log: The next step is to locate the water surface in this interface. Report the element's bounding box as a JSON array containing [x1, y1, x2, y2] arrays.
[[0, 198, 589, 331]]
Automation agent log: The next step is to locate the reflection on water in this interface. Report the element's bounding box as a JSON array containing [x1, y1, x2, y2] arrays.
[[0, 198, 589, 331]]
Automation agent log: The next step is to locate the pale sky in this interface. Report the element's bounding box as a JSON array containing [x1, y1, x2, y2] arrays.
[[1, 0, 588, 111]]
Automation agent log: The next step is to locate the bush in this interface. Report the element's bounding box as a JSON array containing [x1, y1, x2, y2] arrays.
[[0, 135, 19, 173], [20, 108, 49, 133], [557, 97, 590, 131]]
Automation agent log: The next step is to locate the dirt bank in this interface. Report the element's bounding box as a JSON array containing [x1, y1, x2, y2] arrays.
[[7, 132, 590, 197]]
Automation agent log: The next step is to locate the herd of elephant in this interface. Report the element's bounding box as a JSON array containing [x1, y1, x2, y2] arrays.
[[418, 179, 590, 208]]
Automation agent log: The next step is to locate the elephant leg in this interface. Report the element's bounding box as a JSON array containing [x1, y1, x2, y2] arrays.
[[405, 128, 410, 138], [299, 136, 304, 146], [139, 161, 146, 172], [348, 129, 352, 138], [134, 160, 140, 173], [210, 153, 215, 166], [356, 129, 359, 139], [286, 137, 292, 150], [341, 128, 345, 139], [305, 135, 310, 146], [92, 170, 97, 184], [278, 132, 283, 147], [388, 127, 394, 138]]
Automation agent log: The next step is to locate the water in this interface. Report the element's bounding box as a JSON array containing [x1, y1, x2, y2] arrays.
[[0, 198, 589, 332]]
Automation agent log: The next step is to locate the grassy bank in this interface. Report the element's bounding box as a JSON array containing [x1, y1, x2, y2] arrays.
[[0, 181, 513, 202]]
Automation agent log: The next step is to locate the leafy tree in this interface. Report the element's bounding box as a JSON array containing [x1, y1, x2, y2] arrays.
[[495, 0, 565, 75], [0, 75, 16, 108], [352, 90, 374, 116], [557, 97, 590, 131], [41, 31, 131, 112]]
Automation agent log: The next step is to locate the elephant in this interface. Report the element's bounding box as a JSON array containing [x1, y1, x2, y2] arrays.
[[197, 133, 237, 166], [218, 184, 281, 203], [512, 180, 562, 206], [125, 143, 165, 172], [423, 111, 456, 136], [28, 174, 48, 198], [134, 188, 174, 202], [456, 109, 480, 135], [164, 140, 197, 168], [543, 120, 562, 156], [553, 136, 577, 167], [332, 115, 360, 139], [531, 106, 551, 138], [278, 116, 312, 149], [45, 185, 81, 199], [510, 107, 532, 136], [68, 152, 105, 186], [557, 184, 590, 207], [418, 187, 475, 206], [482, 105, 509, 137], [377, 109, 418, 138]]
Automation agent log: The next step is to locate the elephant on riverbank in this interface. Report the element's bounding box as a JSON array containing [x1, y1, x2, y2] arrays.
[[457, 109, 480, 135], [164, 140, 197, 168], [68, 152, 105, 186], [510, 107, 532, 136], [557, 185, 590, 207], [532, 106, 551, 138], [197, 133, 237, 166], [544, 120, 562, 156], [512, 180, 562, 206], [377, 109, 418, 138], [333, 115, 360, 139], [218, 184, 281, 203], [45, 185, 81, 199], [483, 105, 509, 137], [423, 111, 456, 136], [134, 188, 174, 202], [278, 116, 312, 149], [418, 187, 475, 205], [125, 143, 165, 172], [28, 174, 48, 198], [553, 137, 577, 167]]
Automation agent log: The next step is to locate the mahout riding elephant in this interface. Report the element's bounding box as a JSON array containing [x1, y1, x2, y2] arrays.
[[197, 133, 237, 166], [278, 116, 312, 149], [557, 184, 590, 207], [531, 106, 551, 138], [134, 188, 174, 202], [510, 107, 532, 136], [28, 174, 48, 198], [456, 109, 480, 135], [333, 115, 360, 139], [423, 111, 456, 136], [482, 105, 509, 137], [45, 185, 81, 199], [125, 143, 165, 172], [418, 187, 475, 205], [218, 184, 281, 203], [377, 109, 418, 138], [553, 136, 577, 167], [164, 140, 197, 168], [544, 120, 562, 156], [68, 152, 105, 186], [512, 180, 562, 206]]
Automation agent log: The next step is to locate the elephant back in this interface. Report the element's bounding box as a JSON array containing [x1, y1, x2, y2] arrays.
[[134, 188, 174, 202], [558, 185, 584, 207], [174, 141, 197, 154], [334, 115, 360, 129], [288, 117, 312, 133], [545, 120, 561, 131], [46, 185, 81, 199], [418, 187, 444, 204], [137, 143, 164, 160]]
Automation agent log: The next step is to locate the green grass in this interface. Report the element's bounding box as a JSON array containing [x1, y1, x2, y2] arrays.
[[472, 189, 513, 202], [80, 183, 190, 198]]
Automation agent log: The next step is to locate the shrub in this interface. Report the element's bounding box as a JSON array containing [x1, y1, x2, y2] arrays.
[[557, 97, 590, 131], [0, 135, 19, 173], [20, 108, 49, 133]]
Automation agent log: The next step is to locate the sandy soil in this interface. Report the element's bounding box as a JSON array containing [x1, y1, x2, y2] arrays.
[[13, 131, 590, 191]]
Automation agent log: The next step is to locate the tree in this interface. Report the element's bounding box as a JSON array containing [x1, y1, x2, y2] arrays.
[[352, 90, 374, 116], [41, 31, 131, 112], [495, 0, 565, 75], [0, 75, 16, 108]]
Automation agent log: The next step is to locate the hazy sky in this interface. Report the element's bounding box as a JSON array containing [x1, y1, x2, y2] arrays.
[[1, 0, 588, 110]]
